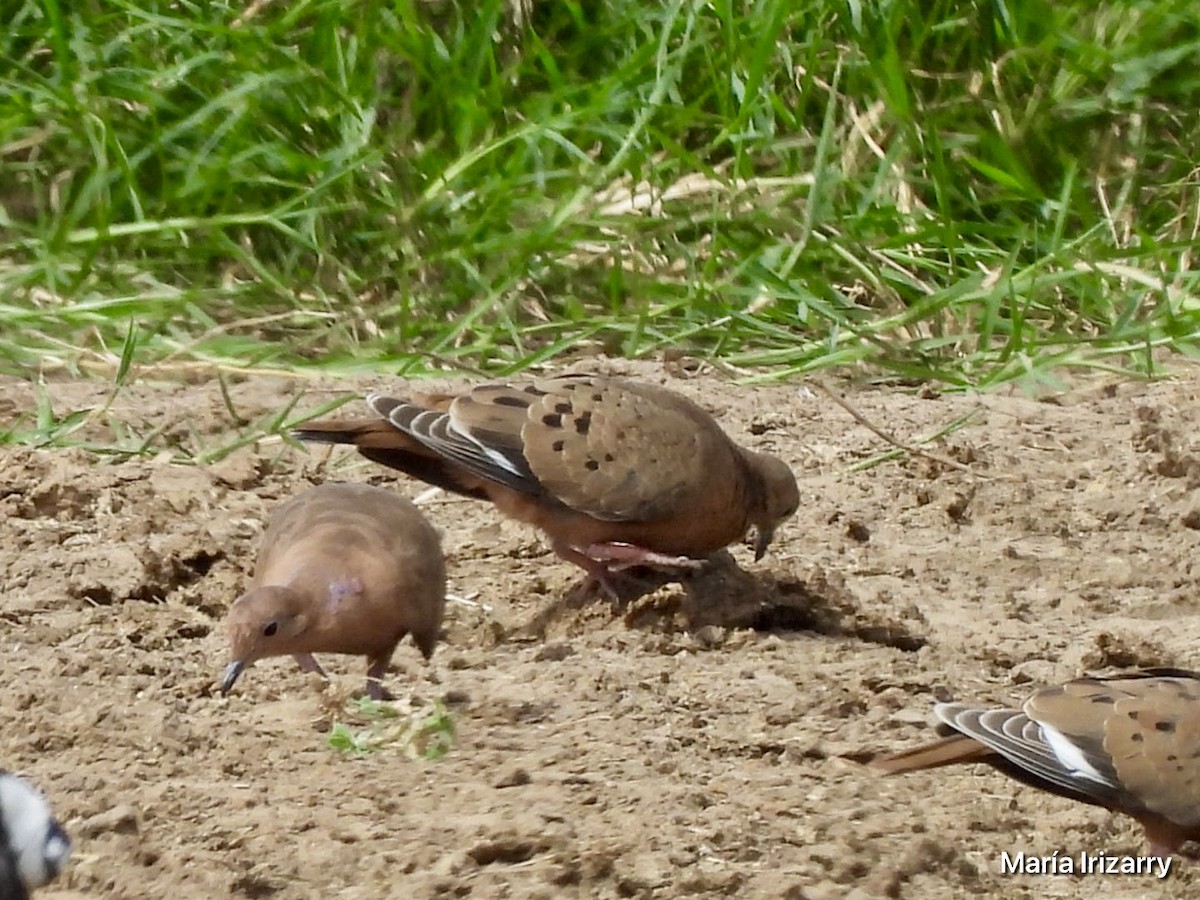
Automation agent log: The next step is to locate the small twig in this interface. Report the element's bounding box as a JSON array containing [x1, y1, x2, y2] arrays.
[[446, 592, 492, 612], [412, 486, 443, 505], [812, 379, 991, 479]]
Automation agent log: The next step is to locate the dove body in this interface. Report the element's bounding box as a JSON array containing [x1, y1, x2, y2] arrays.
[[873, 668, 1200, 856], [293, 375, 799, 586], [221, 482, 446, 699]]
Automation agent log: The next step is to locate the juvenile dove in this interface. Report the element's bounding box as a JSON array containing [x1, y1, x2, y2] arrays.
[[293, 374, 799, 592], [220, 482, 446, 700], [0, 771, 70, 900], [871, 668, 1200, 855]]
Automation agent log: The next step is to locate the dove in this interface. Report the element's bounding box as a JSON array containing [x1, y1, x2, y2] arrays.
[[293, 374, 799, 592], [871, 668, 1200, 855], [0, 771, 70, 900], [220, 482, 446, 700]]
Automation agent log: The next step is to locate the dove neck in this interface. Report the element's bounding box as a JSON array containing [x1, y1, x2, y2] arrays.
[[734, 452, 767, 524]]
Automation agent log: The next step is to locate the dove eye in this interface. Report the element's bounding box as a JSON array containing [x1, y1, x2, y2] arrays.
[[263, 621, 279, 637]]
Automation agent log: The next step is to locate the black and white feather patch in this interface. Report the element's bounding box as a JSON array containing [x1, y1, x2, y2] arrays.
[[0, 771, 70, 899], [367, 393, 539, 494], [934, 703, 1127, 810]]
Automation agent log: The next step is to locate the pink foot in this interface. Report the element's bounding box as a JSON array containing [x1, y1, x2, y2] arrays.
[[552, 541, 706, 600], [580, 542, 706, 573], [551, 542, 625, 600]]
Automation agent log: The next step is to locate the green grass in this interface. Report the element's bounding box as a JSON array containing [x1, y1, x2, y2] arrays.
[[327, 696, 456, 759], [2, 0, 1200, 392]]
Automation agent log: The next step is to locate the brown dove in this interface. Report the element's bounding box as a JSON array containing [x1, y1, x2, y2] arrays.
[[293, 374, 799, 593], [220, 482, 446, 700], [871, 668, 1200, 855]]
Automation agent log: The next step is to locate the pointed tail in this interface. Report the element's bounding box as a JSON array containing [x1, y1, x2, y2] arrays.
[[869, 734, 994, 774]]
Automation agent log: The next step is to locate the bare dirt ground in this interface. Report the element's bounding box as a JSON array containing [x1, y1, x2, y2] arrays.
[[5, 358, 1200, 899]]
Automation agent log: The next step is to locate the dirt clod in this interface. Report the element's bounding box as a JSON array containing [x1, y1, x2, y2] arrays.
[[4, 365, 1200, 898]]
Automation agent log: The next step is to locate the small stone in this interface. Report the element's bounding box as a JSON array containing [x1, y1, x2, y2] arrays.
[[495, 768, 532, 789], [77, 803, 140, 838], [534, 642, 575, 662], [845, 520, 870, 543], [691, 626, 726, 649]]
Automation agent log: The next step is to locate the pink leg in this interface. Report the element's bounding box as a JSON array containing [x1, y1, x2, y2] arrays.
[[550, 541, 625, 600], [581, 542, 706, 573], [551, 540, 706, 600], [365, 656, 392, 701], [293, 653, 327, 677]]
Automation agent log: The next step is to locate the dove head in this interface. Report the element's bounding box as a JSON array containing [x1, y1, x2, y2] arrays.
[[0, 772, 71, 892], [221, 585, 319, 694], [743, 451, 799, 560]]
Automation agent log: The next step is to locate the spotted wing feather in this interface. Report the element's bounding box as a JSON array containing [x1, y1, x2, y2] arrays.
[[1034, 670, 1200, 828], [514, 376, 736, 522]]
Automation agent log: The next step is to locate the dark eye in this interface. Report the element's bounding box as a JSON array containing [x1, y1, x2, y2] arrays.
[[263, 621, 279, 637]]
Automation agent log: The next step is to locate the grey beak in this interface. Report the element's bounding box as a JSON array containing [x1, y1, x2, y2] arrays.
[[220, 661, 245, 695], [753, 525, 775, 562]]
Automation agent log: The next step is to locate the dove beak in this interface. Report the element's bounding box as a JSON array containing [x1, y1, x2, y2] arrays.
[[220, 660, 246, 695], [753, 525, 775, 561]]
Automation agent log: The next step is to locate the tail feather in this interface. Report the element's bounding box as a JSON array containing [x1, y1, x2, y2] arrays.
[[869, 734, 995, 774], [293, 418, 488, 500], [292, 418, 412, 449]]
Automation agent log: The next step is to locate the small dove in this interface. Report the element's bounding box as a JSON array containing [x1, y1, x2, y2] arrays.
[[293, 374, 799, 592], [0, 771, 70, 900], [871, 668, 1200, 855], [220, 482, 446, 700]]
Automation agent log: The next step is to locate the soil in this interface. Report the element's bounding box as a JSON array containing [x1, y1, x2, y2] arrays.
[[5, 358, 1200, 900]]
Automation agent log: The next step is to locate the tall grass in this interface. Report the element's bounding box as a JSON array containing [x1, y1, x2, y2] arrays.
[[2, 0, 1199, 388]]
